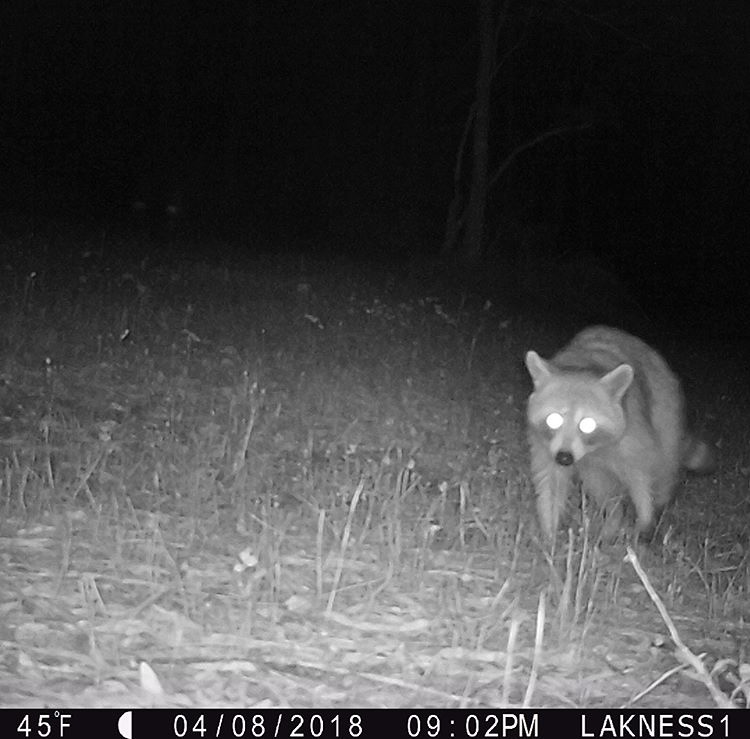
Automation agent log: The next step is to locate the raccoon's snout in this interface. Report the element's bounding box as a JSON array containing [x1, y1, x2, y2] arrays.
[[555, 450, 575, 467]]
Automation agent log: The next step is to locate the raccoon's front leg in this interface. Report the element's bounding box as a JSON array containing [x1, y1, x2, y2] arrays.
[[623, 468, 656, 540], [529, 436, 573, 541], [581, 466, 626, 541]]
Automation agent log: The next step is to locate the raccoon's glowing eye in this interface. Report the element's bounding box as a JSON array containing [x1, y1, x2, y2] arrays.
[[545, 412, 564, 430], [579, 417, 597, 434]]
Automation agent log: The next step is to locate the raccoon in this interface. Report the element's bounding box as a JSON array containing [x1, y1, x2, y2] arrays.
[[524, 326, 715, 543]]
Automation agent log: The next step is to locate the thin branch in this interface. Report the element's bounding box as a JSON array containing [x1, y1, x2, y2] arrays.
[[488, 122, 591, 191]]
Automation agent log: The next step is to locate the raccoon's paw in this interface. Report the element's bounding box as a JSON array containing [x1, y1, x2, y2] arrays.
[[682, 436, 717, 474]]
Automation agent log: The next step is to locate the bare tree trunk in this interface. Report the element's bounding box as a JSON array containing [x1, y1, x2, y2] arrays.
[[461, 0, 496, 263], [441, 101, 474, 256]]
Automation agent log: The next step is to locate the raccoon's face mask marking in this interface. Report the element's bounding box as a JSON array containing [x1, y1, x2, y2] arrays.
[[539, 407, 611, 464], [545, 412, 597, 435]]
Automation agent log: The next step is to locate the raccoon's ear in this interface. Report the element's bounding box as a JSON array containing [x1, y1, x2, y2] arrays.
[[599, 363, 634, 401], [525, 351, 552, 386]]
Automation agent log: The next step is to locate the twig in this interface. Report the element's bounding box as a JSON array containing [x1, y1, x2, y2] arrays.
[[625, 546, 734, 708]]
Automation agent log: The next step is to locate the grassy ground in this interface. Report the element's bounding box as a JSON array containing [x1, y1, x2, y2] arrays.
[[0, 236, 748, 707]]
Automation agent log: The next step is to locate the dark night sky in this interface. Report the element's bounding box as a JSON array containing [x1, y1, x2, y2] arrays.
[[1, 0, 748, 311]]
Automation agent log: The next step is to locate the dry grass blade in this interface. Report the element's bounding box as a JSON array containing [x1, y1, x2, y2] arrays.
[[325, 476, 366, 616], [522, 588, 546, 707]]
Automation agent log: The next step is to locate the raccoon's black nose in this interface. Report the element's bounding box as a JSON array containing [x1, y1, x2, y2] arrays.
[[555, 450, 575, 467]]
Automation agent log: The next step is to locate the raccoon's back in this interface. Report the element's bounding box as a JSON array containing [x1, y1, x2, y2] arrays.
[[556, 327, 665, 374]]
